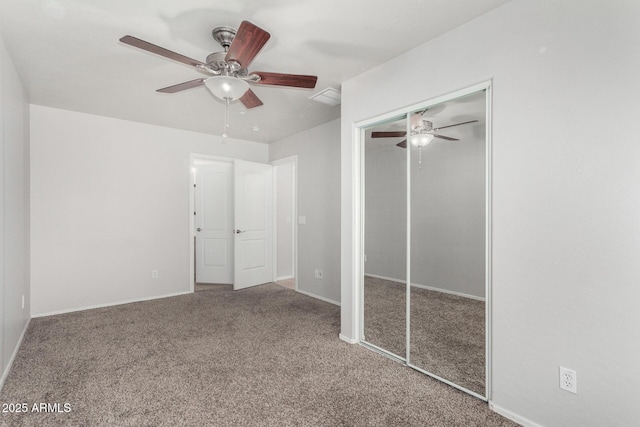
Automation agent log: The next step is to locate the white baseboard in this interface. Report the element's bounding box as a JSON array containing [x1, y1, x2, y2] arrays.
[[339, 333, 358, 344], [490, 402, 544, 427], [296, 289, 340, 306], [364, 273, 405, 283], [364, 274, 485, 301], [275, 275, 294, 282], [1, 318, 30, 391], [411, 283, 486, 302], [32, 291, 193, 318]]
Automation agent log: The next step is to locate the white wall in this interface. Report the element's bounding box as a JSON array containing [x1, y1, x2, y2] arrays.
[[274, 161, 294, 280], [30, 105, 268, 316], [269, 119, 341, 304], [341, 1, 640, 426], [0, 34, 30, 389]]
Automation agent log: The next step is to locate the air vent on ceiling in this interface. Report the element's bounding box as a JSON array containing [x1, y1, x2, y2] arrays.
[[309, 87, 341, 106]]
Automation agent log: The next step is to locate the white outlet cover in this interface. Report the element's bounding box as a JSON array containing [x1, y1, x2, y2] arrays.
[[559, 366, 577, 393]]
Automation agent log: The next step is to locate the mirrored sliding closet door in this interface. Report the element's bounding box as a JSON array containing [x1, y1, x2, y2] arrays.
[[362, 114, 408, 360], [408, 90, 488, 397], [360, 85, 490, 399]]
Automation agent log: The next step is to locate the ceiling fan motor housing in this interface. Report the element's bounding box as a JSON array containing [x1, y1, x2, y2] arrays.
[[204, 51, 247, 76], [414, 120, 433, 133]]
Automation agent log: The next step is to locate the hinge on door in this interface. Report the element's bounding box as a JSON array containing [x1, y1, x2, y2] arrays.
[[194, 212, 196, 215], [194, 184, 196, 187]]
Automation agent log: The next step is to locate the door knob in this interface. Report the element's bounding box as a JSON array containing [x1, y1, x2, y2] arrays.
[[235, 229, 245, 234], [196, 228, 201, 232]]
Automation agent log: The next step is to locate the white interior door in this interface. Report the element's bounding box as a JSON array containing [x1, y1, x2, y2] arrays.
[[234, 159, 273, 290], [195, 161, 233, 284]]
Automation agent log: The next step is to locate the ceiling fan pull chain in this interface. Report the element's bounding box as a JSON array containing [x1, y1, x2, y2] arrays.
[[225, 97, 230, 129], [222, 97, 230, 138]]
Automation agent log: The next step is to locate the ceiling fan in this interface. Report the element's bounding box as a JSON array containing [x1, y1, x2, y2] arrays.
[[120, 21, 318, 135], [371, 110, 479, 169], [371, 115, 478, 149]]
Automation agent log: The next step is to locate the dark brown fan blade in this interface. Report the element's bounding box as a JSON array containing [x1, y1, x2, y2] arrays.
[[252, 72, 317, 88], [120, 36, 205, 68], [156, 79, 205, 93], [433, 120, 478, 131], [225, 21, 271, 68], [371, 131, 407, 138], [434, 134, 459, 141], [396, 140, 408, 148], [239, 89, 263, 109]]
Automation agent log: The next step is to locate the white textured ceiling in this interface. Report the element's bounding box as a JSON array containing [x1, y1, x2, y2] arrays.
[[0, 0, 509, 143]]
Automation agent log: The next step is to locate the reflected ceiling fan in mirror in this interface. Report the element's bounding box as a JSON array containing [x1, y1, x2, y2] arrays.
[[120, 21, 318, 137], [371, 111, 478, 169]]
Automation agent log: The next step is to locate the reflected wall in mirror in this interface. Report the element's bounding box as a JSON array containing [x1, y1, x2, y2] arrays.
[[409, 90, 487, 396], [362, 115, 407, 359]]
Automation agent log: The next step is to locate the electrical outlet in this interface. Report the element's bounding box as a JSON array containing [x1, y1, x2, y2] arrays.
[[559, 367, 577, 393], [152, 270, 159, 279], [314, 269, 323, 279]]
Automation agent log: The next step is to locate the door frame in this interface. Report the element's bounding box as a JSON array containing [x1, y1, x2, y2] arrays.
[[271, 156, 299, 291], [189, 154, 235, 293]]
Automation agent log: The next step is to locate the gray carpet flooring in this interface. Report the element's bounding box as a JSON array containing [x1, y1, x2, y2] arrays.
[[363, 276, 485, 395], [0, 283, 516, 426]]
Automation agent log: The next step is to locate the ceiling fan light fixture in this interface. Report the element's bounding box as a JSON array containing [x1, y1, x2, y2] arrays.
[[204, 75, 249, 137], [204, 75, 249, 100], [410, 133, 434, 148]]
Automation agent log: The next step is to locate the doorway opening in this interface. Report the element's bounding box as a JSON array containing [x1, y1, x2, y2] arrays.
[[189, 154, 275, 293], [272, 156, 298, 291]]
